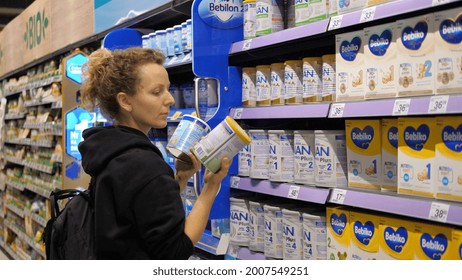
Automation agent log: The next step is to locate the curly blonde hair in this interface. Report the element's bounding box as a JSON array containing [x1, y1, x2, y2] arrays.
[[81, 47, 165, 119]]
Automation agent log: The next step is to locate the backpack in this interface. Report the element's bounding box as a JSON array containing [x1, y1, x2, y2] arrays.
[[44, 177, 96, 260]]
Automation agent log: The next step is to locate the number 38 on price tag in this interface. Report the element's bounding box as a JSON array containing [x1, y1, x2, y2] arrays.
[[428, 202, 450, 223]]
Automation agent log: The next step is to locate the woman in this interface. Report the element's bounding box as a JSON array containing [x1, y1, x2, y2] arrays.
[[78, 47, 231, 259]]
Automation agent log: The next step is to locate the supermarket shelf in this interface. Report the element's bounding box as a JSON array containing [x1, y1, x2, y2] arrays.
[[4, 113, 26, 120], [328, 187, 462, 227], [2, 243, 21, 260], [3, 220, 46, 258], [329, 94, 462, 118], [25, 183, 53, 199], [24, 99, 61, 108], [24, 209, 48, 228], [5, 156, 25, 166], [229, 103, 331, 120], [195, 230, 229, 256], [230, 176, 330, 205], [6, 179, 26, 192], [4, 75, 62, 97], [167, 108, 197, 122], [236, 247, 266, 260], [5, 203, 25, 218], [4, 139, 54, 148], [24, 161, 54, 175]]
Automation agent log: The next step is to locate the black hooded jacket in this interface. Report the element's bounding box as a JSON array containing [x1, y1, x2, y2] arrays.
[[78, 125, 194, 259]]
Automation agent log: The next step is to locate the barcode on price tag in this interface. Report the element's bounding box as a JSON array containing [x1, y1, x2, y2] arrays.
[[392, 99, 411, 116], [329, 103, 345, 118], [288, 185, 301, 199], [360, 7, 376, 23], [329, 188, 347, 204], [233, 108, 243, 119], [242, 39, 252, 51], [328, 15, 343, 31], [428, 95, 449, 114], [231, 176, 240, 189], [428, 202, 450, 223]]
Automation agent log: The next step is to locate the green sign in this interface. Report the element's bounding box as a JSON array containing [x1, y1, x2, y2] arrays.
[[24, 9, 49, 50]]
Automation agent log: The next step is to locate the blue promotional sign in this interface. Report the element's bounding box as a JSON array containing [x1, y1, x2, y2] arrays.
[[65, 53, 88, 85], [65, 107, 95, 160], [198, 0, 243, 29]]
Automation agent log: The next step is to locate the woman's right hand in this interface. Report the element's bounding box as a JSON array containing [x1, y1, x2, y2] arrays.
[[202, 157, 232, 194]]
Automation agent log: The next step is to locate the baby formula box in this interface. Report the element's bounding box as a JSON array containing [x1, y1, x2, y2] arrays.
[[302, 211, 327, 260], [294, 130, 315, 185], [326, 207, 350, 260], [336, 30, 365, 101], [378, 215, 414, 260], [244, 0, 257, 39], [398, 117, 436, 198], [193, 117, 251, 173], [269, 130, 294, 183], [284, 60, 303, 104], [167, 115, 211, 163], [239, 142, 252, 177], [435, 7, 462, 95], [249, 130, 270, 179], [230, 197, 250, 246], [308, 0, 329, 24], [349, 210, 380, 260], [396, 14, 435, 96], [270, 63, 285, 105], [364, 23, 398, 99], [256, 65, 272, 106], [346, 119, 382, 190], [315, 130, 347, 188], [328, 0, 338, 17], [337, 0, 366, 14], [256, 0, 285, 36], [451, 228, 462, 260], [242, 67, 257, 107], [381, 118, 398, 192], [282, 208, 304, 260], [286, 0, 296, 29], [264, 204, 284, 259], [435, 116, 462, 202], [414, 221, 453, 260], [302, 57, 323, 102], [322, 54, 336, 101], [294, 0, 310, 27], [249, 200, 265, 252]]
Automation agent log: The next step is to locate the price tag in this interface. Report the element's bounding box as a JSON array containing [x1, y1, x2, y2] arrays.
[[360, 6, 376, 23], [288, 185, 300, 199], [231, 176, 240, 189], [392, 99, 411, 116], [329, 188, 347, 204], [428, 202, 450, 223], [170, 111, 182, 120], [233, 108, 243, 119], [432, 0, 453, 6], [242, 39, 252, 51], [328, 15, 343, 31], [329, 103, 346, 118], [428, 95, 449, 114]]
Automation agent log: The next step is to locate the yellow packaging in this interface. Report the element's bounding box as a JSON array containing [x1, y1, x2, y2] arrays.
[[378, 215, 414, 260], [381, 119, 398, 192], [326, 207, 350, 260], [336, 31, 365, 101], [284, 60, 303, 104], [270, 63, 285, 105], [321, 54, 336, 102], [435, 116, 462, 202], [242, 67, 257, 107], [398, 117, 436, 198], [451, 228, 462, 260], [414, 221, 453, 260], [349, 210, 380, 260], [346, 119, 381, 190]]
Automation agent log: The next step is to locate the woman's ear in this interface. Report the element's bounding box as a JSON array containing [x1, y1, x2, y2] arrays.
[[116, 92, 132, 112]]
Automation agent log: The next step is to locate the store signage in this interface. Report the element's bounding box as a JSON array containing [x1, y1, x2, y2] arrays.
[[65, 107, 95, 161], [198, 0, 243, 29], [65, 53, 88, 85], [24, 9, 49, 50]]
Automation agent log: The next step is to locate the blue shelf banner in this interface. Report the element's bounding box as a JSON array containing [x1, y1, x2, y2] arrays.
[[65, 107, 95, 161]]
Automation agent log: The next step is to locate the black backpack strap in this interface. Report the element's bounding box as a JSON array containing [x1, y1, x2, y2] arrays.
[[50, 189, 85, 220]]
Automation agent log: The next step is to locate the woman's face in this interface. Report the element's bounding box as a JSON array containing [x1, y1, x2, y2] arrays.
[[128, 63, 175, 133]]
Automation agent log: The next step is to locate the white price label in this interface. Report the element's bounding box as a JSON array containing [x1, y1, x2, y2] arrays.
[[231, 176, 240, 189], [360, 7, 376, 23], [288, 185, 301, 199], [328, 15, 343, 31], [233, 108, 243, 119], [392, 99, 411, 116], [428, 95, 449, 114], [432, 0, 453, 6], [329, 103, 346, 118], [428, 202, 450, 223], [242, 39, 252, 51], [329, 188, 347, 204]]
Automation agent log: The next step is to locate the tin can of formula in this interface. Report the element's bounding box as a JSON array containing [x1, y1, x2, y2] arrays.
[[249, 129, 270, 179], [192, 117, 251, 173], [269, 130, 294, 183], [303, 57, 323, 103], [271, 63, 285, 105], [167, 115, 211, 163], [242, 67, 257, 107], [294, 130, 315, 185], [314, 130, 347, 187], [256, 65, 271, 106], [230, 197, 250, 246], [284, 60, 303, 104], [238, 141, 252, 177]]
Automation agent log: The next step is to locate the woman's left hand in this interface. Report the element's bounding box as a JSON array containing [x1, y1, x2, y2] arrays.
[[175, 152, 201, 189]]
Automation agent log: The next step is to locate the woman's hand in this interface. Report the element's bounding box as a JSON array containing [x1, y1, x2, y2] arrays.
[[175, 152, 201, 191], [202, 157, 232, 194]]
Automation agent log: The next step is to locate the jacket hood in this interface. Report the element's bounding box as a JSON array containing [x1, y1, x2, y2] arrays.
[[78, 126, 160, 176]]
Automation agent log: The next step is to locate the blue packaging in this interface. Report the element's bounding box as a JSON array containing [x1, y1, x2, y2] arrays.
[[174, 25, 182, 55], [156, 30, 168, 56], [149, 32, 157, 50], [142, 35, 150, 49], [166, 27, 175, 57]]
